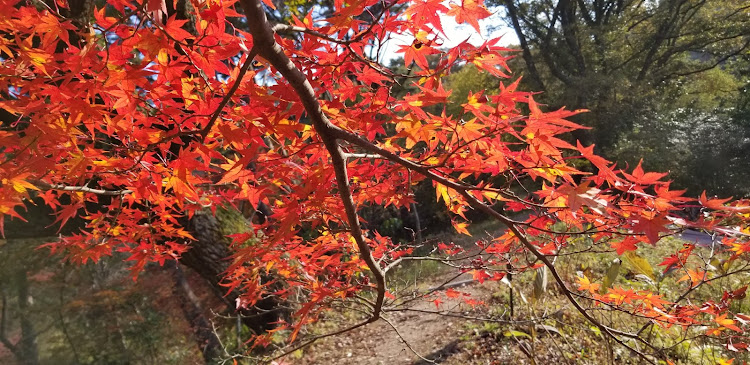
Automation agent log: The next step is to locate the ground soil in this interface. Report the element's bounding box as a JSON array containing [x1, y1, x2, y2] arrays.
[[280, 270, 604, 365], [284, 272, 482, 364]]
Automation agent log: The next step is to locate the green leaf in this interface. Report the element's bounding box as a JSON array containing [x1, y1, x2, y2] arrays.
[[532, 266, 548, 301], [504, 330, 532, 339], [624, 251, 655, 280], [601, 258, 621, 292]]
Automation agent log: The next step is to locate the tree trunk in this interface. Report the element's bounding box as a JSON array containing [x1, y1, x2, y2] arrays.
[[168, 261, 223, 363], [12, 242, 39, 365], [179, 210, 288, 336]]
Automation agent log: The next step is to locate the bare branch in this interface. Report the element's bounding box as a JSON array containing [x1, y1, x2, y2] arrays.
[[342, 153, 383, 160], [30, 180, 132, 196], [268, 318, 373, 362], [380, 315, 435, 363]]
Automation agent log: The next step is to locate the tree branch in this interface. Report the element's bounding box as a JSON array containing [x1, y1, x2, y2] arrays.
[[326, 117, 662, 363], [238, 0, 387, 321], [503, 0, 548, 91], [238, 1, 665, 360], [30, 180, 132, 196], [200, 47, 259, 141]]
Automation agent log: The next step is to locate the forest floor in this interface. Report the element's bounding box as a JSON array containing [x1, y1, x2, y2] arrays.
[[282, 222, 613, 365], [279, 219, 738, 365], [283, 268, 610, 365], [279, 223, 746, 365]]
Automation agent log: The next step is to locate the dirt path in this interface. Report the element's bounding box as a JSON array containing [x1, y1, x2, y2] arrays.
[[282, 269, 605, 365], [284, 272, 506, 365], [282, 223, 594, 364]]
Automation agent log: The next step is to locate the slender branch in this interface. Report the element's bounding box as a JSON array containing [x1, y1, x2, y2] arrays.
[[379, 315, 434, 363], [389, 272, 465, 309], [457, 191, 659, 363], [658, 39, 750, 82], [267, 318, 372, 362], [384, 307, 550, 325], [636, 263, 750, 336], [200, 48, 259, 141], [29, 180, 210, 208], [239, 0, 386, 321], [30, 180, 132, 196], [317, 115, 661, 363], [383, 250, 485, 274], [342, 153, 382, 159], [272, 24, 344, 44], [238, 1, 668, 361]]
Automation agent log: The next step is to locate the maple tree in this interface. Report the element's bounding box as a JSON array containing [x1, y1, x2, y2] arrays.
[[1, 0, 750, 362]]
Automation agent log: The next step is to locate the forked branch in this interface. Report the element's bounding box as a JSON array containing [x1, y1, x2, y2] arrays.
[[237, 0, 660, 361], [239, 0, 387, 321]]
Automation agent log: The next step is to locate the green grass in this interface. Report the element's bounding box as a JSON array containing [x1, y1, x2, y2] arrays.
[[473, 233, 750, 365], [295, 219, 750, 364]]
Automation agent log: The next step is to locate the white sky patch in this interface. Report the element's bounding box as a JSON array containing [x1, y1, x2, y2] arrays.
[[376, 7, 519, 64]]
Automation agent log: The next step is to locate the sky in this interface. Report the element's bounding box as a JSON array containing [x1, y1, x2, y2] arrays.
[[377, 7, 520, 63]]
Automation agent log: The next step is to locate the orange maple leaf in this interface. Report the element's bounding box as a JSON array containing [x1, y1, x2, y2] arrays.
[[678, 269, 707, 287], [397, 31, 439, 69], [714, 313, 742, 332], [576, 275, 600, 294], [447, 0, 492, 33]]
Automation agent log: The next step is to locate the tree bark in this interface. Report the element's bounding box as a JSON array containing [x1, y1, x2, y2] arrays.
[[503, 0, 547, 91], [168, 261, 223, 363], [15, 268, 39, 365], [179, 210, 288, 336]]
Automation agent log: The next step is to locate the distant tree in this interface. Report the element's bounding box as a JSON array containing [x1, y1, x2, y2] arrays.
[[0, 239, 201, 364], [495, 0, 750, 149], [611, 106, 750, 198]]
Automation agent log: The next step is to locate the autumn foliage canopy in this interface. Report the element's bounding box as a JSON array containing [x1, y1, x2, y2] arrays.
[[1, 0, 749, 361]]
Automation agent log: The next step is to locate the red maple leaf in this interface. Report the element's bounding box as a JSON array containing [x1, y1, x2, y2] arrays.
[[611, 236, 640, 255], [447, 0, 492, 33], [632, 213, 670, 244], [406, 0, 450, 34], [623, 160, 668, 186]]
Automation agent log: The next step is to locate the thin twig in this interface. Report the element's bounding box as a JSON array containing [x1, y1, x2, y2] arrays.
[[200, 48, 259, 141], [31, 180, 132, 196], [268, 319, 372, 362]]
